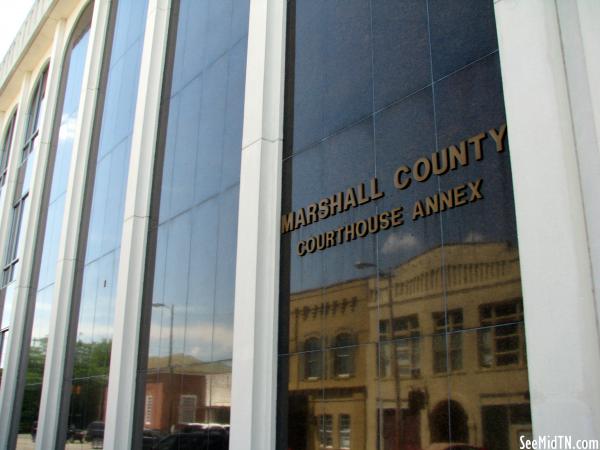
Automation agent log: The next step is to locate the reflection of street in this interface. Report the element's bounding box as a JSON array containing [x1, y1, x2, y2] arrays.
[[16, 435, 36, 450]]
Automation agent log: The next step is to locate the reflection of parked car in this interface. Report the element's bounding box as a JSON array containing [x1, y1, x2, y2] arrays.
[[67, 425, 85, 443], [158, 431, 228, 450], [425, 444, 486, 450], [85, 421, 105, 448], [179, 423, 229, 435], [142, 429, 163, 450]]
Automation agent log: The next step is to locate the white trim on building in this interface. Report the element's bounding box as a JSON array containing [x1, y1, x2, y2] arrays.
[[495, 0, 600, 439]]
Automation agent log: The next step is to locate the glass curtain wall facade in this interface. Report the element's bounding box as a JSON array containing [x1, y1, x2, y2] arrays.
[[62, 0, 148, 446], [0, 66, 49, 391], [13, 6, 92, 448], [3, 67, 48, 286], [0, 110, 17, 194], [0, 109, 17, 383], [133, 0, 249, 448], [278, 1, 531, 450]]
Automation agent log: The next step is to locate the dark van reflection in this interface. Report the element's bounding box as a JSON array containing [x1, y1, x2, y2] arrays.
[[85, 421, 104, 448], [143, 424, 229, 450]]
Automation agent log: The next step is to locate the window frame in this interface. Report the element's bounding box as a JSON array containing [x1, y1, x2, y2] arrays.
[[317, 414, 333, 448], [0, 109, 18, 188], [332, 332, 355, 378], [304, 337, 322, 380], [2, 65, 49, 286], [379, 314, 420, 378], [478, 300, 525, 369], [0, 327, 8, 386], [432, 309, 464, 373], [178, 394, 198, 424], [339, 414, 351, 449]]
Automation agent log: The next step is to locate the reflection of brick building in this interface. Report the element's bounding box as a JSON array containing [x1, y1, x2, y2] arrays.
[[288, 242, 531, 450], [144, 356, 231, 433]]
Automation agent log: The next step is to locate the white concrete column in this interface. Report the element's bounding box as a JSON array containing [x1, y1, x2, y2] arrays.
[[0, 19, 67, 450], [35, 1, 112, 448], [102, 0, 170, 448], [230, 0, 287, 449], [495, 0, 600, 440], [555, 0, 600, 343]]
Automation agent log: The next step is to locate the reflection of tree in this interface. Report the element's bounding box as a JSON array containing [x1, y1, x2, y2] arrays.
[[20, 338, 113, 432], [73, 338, 112, 378], [67, 339, 112, 429], [26, 337, 47, 384], [19, 337, 48, 433]]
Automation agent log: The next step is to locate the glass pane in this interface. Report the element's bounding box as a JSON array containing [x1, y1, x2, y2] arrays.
[[137, 0, 249, 445], [62, 0, 149, 446], [16, 25, 91, 444], [448, 328, 530, 450], [279, 1, 530, 449], [0, 110, 17, 186]]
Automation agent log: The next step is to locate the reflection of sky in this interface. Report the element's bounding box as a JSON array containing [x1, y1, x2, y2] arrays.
[[147, 188, 239, 363], [148, 309, 233, 363], [23, 28, 91, 363], [72, 0, 149, 378], [144, 0, 249, 369]]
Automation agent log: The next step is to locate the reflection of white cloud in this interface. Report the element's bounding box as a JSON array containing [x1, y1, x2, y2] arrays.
[[464, 231, 485, 243], [59, 113, 77, 143], [149, 320, 233, 361], [382, 233, 418, 255]]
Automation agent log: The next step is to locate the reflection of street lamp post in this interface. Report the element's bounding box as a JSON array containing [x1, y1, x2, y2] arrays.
[[152, 303, 174, 431], [355, 262, 403, 450], [152, 303, 174, 368]]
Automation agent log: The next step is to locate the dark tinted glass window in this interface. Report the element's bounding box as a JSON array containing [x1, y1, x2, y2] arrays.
[[278, 1, 531, 449]]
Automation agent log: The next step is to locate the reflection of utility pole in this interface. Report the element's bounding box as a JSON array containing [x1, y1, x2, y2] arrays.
[[355, 262, 403, 450], [152, 303, 174, 431]]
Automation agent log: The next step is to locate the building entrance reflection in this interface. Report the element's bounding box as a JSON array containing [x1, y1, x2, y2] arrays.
[[430, 400, 468, 444]]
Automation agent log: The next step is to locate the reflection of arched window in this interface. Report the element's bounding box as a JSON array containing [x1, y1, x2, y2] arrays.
[[0, 109, 17, 188], [3, 64, 49, 285], [430, 400, 469, 443], [333, 333, 354, 377], [304, 337, 321, 379]]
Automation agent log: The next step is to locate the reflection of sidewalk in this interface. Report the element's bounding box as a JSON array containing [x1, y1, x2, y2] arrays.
[[17, 434, 98, 449], [16, 435, 35, 450]]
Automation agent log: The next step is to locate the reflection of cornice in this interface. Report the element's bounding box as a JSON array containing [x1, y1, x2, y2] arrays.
[[290, 277, 369, 320], [291, 277, 369, 302], [292, 297, 359, 321], [289, 242, 520, 305], [372, 242, 521, 304], [287, 386, 366, 397]]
